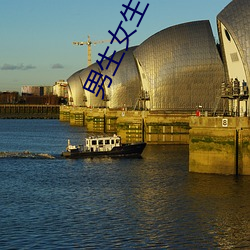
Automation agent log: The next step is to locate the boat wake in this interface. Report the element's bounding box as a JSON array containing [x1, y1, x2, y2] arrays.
[[0, 151, 55, 159]]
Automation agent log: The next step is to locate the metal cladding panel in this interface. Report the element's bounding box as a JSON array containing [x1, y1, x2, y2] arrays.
[[217, 0, 250, 83], [98, 46, 141, 109], [133, 20, 225, 111], [79, 63, 106, 108], [67, 69, 86, 106], [78, 46, 141, 109]]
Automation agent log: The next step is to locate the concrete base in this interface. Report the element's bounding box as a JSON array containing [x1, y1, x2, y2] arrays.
[[59, 106, 190, 144], [189, 117, 250, 175], [59, 106, 71, 122]]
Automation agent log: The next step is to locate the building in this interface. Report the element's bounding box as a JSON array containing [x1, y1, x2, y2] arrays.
[[67, 0, 250, 116], [94, 46, 141, 110], [79, 63, 106, 108], [21, 86, 53, 96], [217, 0, 250, 116], [21, 85, 58, 105], [67, 69, 86, 106], [133, 20, 225, 112], [0, 92, 19, 104], [67, 47, 141, 109], [53, 80, 68, 98], [68, 21, 225, 112]]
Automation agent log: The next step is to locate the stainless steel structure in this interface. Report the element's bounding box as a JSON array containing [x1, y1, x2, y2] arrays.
[[133, 20, 225, 111], [79, 63, 106, 108], [68, 46, 141, 108], [97, 46, 141, 109], [68, 21, 228, 112], [67, 69, 86, 106], [71, 46, 141, 109], [217, 0, 250, 116]]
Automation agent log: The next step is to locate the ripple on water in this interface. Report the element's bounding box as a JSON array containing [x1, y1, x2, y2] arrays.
[[0, 120, 250, 249]]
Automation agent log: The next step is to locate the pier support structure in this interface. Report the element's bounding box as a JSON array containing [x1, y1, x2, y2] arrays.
[[60, 106, 190, 144], [189, 117, 250, 175]]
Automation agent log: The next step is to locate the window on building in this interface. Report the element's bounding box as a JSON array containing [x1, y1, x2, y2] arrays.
[[225, 29, 231, 42]]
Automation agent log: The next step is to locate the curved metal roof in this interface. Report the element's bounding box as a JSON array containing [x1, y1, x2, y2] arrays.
[[79, 63, 106, 108], [67, 69, 86, 106], [217, 0, 250, 83], [77, 46, 141, 109], [96, 46, 141, 109], [133, 20, 225, 111]]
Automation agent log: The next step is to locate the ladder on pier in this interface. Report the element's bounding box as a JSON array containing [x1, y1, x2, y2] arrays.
[[212, 89, 222, 116]]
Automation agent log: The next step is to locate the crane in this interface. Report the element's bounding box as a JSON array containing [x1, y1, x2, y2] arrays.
[[73, 35, 112, 67]]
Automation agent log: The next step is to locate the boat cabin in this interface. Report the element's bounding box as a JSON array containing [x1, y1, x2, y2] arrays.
[[85, 135, 121, 152]]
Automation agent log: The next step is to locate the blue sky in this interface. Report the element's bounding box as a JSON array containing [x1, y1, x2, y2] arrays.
[[0, 0, 232, 92]]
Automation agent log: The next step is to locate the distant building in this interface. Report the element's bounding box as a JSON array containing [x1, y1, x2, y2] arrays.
[[0, 92, 19, 104], [21, 86, 53, 96], [21, 86, 40, 96], [22, 95, 59, 105], [52, 80, 68, 98], [20, 85, 59, 105], [43, 86, 53, 96]]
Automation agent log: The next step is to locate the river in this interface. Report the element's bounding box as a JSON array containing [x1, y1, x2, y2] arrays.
[[0, 119, 249, 249]]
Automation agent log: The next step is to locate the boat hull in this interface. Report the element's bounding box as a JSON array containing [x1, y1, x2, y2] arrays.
[[62, 142, 146, 159]]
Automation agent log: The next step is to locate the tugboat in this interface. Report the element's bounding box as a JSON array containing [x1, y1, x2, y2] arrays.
[[61, 134, 146, 158]]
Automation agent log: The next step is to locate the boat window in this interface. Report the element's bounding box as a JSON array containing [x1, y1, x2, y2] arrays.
[[92, 140, 97, 145], [98, 140, 103, 145], [111, 139, 114, 144], [116, 139, 120, 144], [105, 140, 110, 144]]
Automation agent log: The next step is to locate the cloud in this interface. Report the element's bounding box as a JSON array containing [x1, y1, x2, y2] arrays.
[[23, 64, 36, 70], [51, 63, 64, 69], [1, 63, 36, 70]]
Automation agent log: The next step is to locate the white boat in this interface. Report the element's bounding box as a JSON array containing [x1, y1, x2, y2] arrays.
[[62, 134, 146, 158]]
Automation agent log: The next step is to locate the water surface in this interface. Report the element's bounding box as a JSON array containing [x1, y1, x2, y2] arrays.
[[0, 120, 249, 249]]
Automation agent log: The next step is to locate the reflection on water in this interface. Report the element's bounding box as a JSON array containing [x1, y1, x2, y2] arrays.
[[0, 120, 250, 249], [186, 174, 250, 249]]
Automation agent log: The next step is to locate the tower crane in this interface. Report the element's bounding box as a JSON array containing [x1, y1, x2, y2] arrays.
[[73, 35, 112, 67]]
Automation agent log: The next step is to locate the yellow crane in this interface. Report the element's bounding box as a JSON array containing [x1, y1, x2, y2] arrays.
[[73, 35, 112, 67]]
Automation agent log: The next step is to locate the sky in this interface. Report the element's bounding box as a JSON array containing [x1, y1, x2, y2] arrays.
[[0, 0, 232, 92]]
